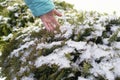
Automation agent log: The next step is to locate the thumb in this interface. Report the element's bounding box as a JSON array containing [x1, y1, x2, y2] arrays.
[[54, 10, 62, 17]]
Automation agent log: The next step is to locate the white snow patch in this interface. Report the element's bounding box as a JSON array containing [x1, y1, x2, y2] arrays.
[[0, 16, 3, 21], [80, 44, 111, 61], [21, 74, 34, 80], [2, 34, 13, 41], [112, 42, 120, 49], [90, 59, 120, 80], [10, 40, 35, 57], [117, 31, 120, 37], [91, 30, 103, 36], [60, 24, 75, 39], [111, 26, 120, 32], [93, 24, 105, 31], [22, 26, 41, 33], [7, 6, 14, 11], [0, 52, 2, 56], [14, 13, 19, 17], [36, 41, 62, 49], [103, 38, 109, 45], [113, 59, 120, 77], [66, 39, 86, 50], [78, 77, 89, 80], [35, 46, 75, 68], [19, 67, 27, 74]]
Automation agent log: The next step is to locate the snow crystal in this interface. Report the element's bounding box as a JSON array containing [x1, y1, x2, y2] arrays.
[[90, 60, 115, 80], [13, 77, 17, 80], [3, 17, 10, 22], [35, 46, 75, 68], [36, 41, 62, 49], [80, 43, 111, 61], [117, 31, 120, 37], [79, 24, 90, 30], [111, 26, 120, 32], [60, 24, 75, 39], [66, 39, 86, 51], [103, 38, 109, 45], [93, 24, 105, 31], [14, 13, 19, 17], [96, 15, 108, 24], [0, 16, 3, 21], [22, 26, 41, 33], [20, 56, 26, 62], [21, 74, 34, 80], [113, 59, 120, 77], [10, 41, 35, 57], [112, 42, 120, 49], [19, 67, 27, 74], [23, 37, 30, 42], [2, 33, 13, 41], [21, 76, 33, 80], [0, 52, 2, 56], [7, 6, 15, 11], [78, 77, 89, 80], [91, 30, 103, 36]]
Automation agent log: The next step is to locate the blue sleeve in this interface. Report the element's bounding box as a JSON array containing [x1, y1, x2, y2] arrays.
[[24, 0, 55, 17]]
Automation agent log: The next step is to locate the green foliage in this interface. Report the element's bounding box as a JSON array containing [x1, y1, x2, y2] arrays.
[[0, 23, 12, 36], [54, 1, 74, 10], [109, 29, 119, 42], [82, 62, 91, 76]]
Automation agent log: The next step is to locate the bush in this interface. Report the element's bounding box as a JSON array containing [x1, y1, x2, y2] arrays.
[[0, 0, 120, 80]]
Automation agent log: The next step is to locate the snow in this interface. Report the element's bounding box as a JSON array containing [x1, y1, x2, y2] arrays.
[[111, 26, 120, 32], [78, 77, 89, 80], [10, 40, 36, 57], [7, 6, 15, 11], [35, 46, 75, 68], [2, 34, 13, 41], [0, 16, 3, 21], [66, 39, 86, 51], [21, 74, 34, 80], [60, 24, 75, 39], [112, 42, 120, 49], [103, 38, 109, 45], [36, 41, 62, 49], [1, 1, 120, 80], [117, 32, 120, 37], [80, 43, 111, 61], [90, 58, 120, 80], [0, 52, 2, 56], [14, 13, 19, 17], [22, 26, 41, 33], [19, 66, 28, 74]]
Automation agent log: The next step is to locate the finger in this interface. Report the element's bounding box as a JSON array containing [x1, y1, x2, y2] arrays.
[[42, 21, 50, 31], [48, 15, 60, 27], [47, 22, 55, 31], [54, 10, 62, 17], [50, 17, 60, 27]]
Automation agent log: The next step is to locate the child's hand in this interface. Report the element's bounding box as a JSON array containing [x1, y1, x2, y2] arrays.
[[40, 9, 62, 31]]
